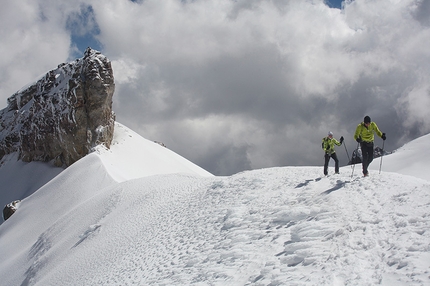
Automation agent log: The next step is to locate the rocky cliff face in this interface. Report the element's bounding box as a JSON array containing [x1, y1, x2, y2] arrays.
[[0, 48, 115, 167]]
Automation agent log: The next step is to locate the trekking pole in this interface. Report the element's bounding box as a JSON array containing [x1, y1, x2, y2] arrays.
[[379, 140, 385, 174], [343, 140, 351, 164], [351, 142, 360, 178]]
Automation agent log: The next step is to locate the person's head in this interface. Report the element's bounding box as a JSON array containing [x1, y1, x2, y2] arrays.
[[364, 116, 371, 126], [328, 131, 333, 138]]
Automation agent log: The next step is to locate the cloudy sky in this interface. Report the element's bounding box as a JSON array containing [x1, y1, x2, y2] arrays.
[[1, 0, 430, 176]]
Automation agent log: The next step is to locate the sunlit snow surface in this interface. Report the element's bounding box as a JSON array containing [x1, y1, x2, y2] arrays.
[[0, 124, 429, 285]]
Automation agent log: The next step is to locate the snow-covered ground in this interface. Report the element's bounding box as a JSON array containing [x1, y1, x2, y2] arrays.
[[0, 123, 429, 285]]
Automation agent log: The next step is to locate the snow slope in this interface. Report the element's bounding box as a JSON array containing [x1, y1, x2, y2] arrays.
[[0, 153, 63, 215], [0, 125, 429, 285], [369, 133, 430, 181], [98, 123, 213, 181]]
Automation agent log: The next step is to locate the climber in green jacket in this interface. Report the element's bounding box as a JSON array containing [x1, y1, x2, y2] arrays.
[[354, 115, 386, 176], [322, 131, 344, 176]]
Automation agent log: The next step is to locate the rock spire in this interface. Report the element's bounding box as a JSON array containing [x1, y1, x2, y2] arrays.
[[0, 48, 116, 167]]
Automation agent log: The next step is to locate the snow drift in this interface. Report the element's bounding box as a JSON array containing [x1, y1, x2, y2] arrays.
[[0, 123, 429, 285]]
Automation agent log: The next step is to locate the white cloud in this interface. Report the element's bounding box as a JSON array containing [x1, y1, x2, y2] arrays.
[[397, 83, 430, 134], [112, 59, 142, 84], [0, 1, 81, 103]]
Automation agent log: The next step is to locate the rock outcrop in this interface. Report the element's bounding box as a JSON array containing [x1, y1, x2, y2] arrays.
[[3, 200, 20, 221], [0, 48, 115, 167]]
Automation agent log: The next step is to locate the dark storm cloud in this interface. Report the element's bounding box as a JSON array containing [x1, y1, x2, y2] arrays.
[[79, 0, 430, 174], [413, 0, 430, 27]]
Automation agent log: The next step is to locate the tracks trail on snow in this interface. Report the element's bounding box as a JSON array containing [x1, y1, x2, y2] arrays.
[[34, 167, 430, 285]]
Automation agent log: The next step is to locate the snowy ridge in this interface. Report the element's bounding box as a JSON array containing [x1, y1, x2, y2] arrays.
[[0, 129, 429, 285], [96, 122, 213, 181]]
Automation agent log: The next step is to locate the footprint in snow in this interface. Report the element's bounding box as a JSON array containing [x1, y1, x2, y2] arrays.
[[72, 224, 101, 248]]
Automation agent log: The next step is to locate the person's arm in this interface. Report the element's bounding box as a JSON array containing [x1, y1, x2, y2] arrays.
[[354, 124, 362, 141], [372, 122, 383, 138]]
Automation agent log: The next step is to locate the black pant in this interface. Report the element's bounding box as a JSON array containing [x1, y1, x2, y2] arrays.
[[324, 153, 339, 175], [360, 141, 374, 175]]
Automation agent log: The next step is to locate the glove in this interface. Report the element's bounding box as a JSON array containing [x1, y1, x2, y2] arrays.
[[382, 133, 386, 141], [356, 137, 362, 143], [339, 136, 344, 144]]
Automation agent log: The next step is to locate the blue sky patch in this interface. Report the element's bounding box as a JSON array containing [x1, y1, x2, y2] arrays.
[[67, 5, 102, 57]]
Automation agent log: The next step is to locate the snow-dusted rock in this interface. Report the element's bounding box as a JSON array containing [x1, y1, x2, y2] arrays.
[[2, 200, 20, 221], [0, 48, 115, 167]]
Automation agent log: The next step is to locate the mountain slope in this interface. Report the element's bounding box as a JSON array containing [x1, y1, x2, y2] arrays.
[[0, 122, 212, 218], [0, 128, 429, 285]]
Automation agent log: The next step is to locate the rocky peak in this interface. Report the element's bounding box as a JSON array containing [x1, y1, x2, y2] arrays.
[[0, 48, 115, 167]]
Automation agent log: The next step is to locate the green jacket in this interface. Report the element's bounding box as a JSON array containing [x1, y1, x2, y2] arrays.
[[322, 137, 341, 155], [354, 122, 383, 143]]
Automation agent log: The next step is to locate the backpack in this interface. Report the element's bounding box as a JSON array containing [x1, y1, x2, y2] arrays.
[[321, 137, 328, 150]]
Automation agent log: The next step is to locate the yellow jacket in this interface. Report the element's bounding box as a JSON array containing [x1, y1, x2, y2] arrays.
[[322, 137, 341, 155], [354, 122, 383, 143]]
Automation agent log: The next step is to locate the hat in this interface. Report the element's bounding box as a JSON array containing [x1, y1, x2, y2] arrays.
[[364, 116, 371, 123], [328, 131, 333, 136]]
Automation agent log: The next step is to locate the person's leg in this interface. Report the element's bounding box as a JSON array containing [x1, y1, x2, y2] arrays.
[[367, 143, 374, 169], [362, 143, 374, 175], [332, 153, 339, 173], [361, 143, 369, 175], [324, 154, 330, 175]]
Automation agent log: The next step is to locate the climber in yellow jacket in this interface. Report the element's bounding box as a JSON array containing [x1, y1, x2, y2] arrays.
[[354, 115, 386, 176], [322, 131, 344, 175]]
